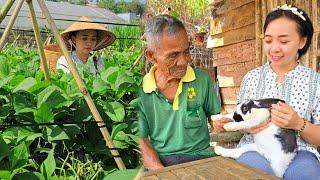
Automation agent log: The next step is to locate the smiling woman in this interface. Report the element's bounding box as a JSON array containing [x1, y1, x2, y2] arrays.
[[56, 16, 116, 75], [212, 4, 320, 179]]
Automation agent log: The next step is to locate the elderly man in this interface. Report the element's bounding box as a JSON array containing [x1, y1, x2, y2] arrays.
[[137, 14, 221, 170]]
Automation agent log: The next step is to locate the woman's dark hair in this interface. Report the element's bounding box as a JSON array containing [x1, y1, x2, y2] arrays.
[[69, 31, 78, 50], [263, 6, 314, 59]]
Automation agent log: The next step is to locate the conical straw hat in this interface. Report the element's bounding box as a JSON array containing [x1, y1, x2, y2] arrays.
[[60, 16, 116, 51]]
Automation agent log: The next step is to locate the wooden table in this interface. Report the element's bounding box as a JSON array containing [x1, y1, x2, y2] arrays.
[[139, 156, 279, 180]]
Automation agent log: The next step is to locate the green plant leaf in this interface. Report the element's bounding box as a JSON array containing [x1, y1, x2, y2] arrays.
[[13, 77, 37, 93], [28, 81, 51, 94], [8, 142, 29, 169], [104, 101, 125, 122], [0, 170, 11, 180], [62, 124, 82, 138], [101, 67, 119, 85], [127, 134, 139, 144], [34, 104, 54, 123], [111, 123, 128, 139], [13, 172, 45, 180], [0, 136, 9, 161], [37, 86, 66, 109], [0, 76, 13, 89], [9, 75, 25, 88], [115, 72, 134, 90], [44, 125, 69, 141], [92, 78, 108, 94], [0, 57, 10, 78], [13, 93, 36, 114], [0, 105, 10, 120], [40, 148, 56, 178], [16, 128, 42, 144]]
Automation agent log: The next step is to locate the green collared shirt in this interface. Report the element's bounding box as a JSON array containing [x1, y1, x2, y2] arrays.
[[137, 65, 221, 157]]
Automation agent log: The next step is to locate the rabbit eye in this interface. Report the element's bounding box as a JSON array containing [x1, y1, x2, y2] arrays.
[[242, 106, 249, 113]]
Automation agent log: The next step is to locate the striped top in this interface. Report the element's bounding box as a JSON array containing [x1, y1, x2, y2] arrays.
[[237, 63, 320, 160]]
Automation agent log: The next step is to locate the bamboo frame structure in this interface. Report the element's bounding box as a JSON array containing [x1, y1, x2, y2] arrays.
[[0, 0, 15, 23], [26, 0, 50, 80], [36, 0, 126, 170], [0, 0, 126, 170]]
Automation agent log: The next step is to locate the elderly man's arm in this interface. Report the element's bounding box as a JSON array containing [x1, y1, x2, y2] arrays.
[[139, 138, 164, 170]]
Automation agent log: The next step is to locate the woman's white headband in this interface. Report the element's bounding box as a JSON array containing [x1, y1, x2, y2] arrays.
[[273, 4, 306, 21]]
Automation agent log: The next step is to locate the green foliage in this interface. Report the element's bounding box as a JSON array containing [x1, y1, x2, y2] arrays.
[[0, 46, 143, 178], [98, 0, 145, 15], [107, 25, 143, 51]]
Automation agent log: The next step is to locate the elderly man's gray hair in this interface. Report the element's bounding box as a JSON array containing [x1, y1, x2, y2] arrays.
[[144, 14, 186, 49]]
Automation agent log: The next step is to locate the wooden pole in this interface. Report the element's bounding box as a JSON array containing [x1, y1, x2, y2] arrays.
[[26, 0, 50, 80], [255, 0, 262, 67], [311, 0, 317, 71], [36, 0, 126, 170], [0, 0, 24, 50], [261, 0, 267, 64], [0, 0, 15, 23]]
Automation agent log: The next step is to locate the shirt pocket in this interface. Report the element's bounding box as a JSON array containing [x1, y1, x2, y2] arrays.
[[184, 114, 202, 129]]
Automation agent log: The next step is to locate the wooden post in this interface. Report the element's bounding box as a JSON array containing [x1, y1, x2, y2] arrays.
[[311, 0, 317, 71], [261, 0, 267, 64], [36, 0, 126, 170], [26, 0, 50, 80], [0, 0, 15, 23], [255, 0, 262, 67], [0, 0, 24, 50]]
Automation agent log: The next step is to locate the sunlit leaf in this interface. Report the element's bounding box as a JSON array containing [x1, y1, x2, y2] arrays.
[[9, 142, 28, 169], [44, 125, 69, 142], [34, 104, 54, 123], [104, 101, 125, 122], [111, 123, 128, 139], [40, 148, 56, 178], [13, 77, 37, 93]]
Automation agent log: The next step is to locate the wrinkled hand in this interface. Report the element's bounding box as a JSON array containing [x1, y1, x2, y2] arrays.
[[242, 119, 271, 134], [271, 101, 302, 130], [211, 118, 233, 133]]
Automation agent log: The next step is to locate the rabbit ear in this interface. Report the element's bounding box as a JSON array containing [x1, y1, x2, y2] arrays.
[[254, 98, 285, 108]]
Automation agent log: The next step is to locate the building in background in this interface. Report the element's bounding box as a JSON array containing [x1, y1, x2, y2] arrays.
[[117, 13, 139, 23]]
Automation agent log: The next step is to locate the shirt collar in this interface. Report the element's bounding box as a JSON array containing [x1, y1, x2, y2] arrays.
[[265, 61, 303, 78], [143, 65, 195, 93]]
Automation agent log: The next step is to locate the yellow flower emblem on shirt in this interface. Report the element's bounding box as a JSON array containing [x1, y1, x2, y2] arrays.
[[187, 87, 196, 100]]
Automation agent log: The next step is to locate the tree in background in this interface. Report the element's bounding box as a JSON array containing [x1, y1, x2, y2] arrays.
[[47, 0, 86, 5]]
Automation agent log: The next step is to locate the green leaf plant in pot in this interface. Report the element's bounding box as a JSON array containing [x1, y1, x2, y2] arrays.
[[192, 25, 207, 47]]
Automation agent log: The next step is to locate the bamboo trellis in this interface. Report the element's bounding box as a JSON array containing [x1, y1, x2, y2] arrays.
[[0, 0, 126, 170], [256, 0, 319, 71]]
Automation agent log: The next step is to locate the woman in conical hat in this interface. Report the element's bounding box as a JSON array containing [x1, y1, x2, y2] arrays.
[[56, 16, 116, 75]]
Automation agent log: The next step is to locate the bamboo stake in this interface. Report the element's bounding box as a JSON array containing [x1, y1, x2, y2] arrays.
[[0, 0, 15, 23], [36, 0, 126, 170], [26, 0, 50, 80], [0, 0, 24, 50], [256, 0, 262, 67]]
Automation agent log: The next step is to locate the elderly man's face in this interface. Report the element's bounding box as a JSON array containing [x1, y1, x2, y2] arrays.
[[148, 30, 191, 79]]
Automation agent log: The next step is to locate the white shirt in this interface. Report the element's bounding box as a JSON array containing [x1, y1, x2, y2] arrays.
[[237, 63, 320, 160], [56, 51, 104, 75]]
